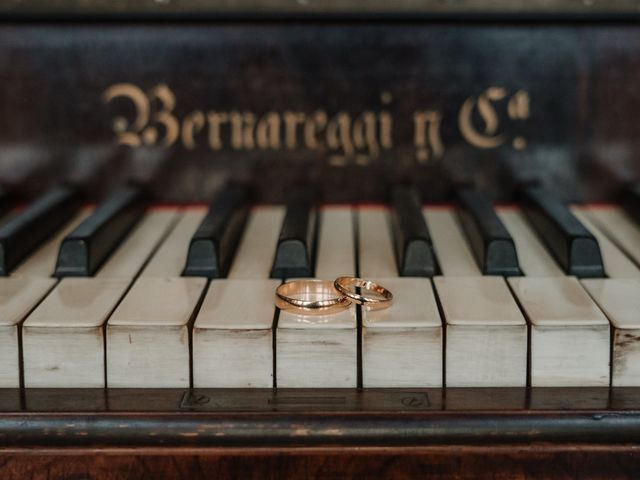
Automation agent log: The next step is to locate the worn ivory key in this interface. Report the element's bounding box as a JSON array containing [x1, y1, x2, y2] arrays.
[[227, 206, 286, 279], [193, 279, 280, 387], [435, 276, 527, 387], [22, 211, 177, 387], [572, 207, 640, 278], [359, 207, 397, 278], [497, 207, 563, 277], [585, 206, 640, 267], [583, 279, 640, 386], [0, 277, 56, 387], [424, 207, 480, 276], [23, 277, 131, 387], [362, 278, 442, 387], [315, 206, 355, 278], [277, 281, 358, 388], [107, 209, 208, 387], [509, 276, 610, 387]]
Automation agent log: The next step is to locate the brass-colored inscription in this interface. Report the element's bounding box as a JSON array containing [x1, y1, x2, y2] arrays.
[[413, 110, 444, 163], [102, 83, 530, 164]]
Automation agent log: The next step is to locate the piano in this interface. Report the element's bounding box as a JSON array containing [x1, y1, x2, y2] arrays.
[[1, 0, 640, 478]]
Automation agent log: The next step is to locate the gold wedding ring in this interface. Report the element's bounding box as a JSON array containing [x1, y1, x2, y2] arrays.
[[276, 279, 352, 315], [334, 277, 393, 309]]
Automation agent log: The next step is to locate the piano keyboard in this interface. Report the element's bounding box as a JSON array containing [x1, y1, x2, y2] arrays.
[[0, 189, 639, 389]]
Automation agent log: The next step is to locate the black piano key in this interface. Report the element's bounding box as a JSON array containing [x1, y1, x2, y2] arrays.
[[390, 187, 437, 277], [521, 186, 604, 278], [183, 186, 250, 278], [0, 186, 80, 276], [270, 189, 316, 279], [622, 184, 640, 226], [456, 188, 521, 277], [55, 185, 146, 277]]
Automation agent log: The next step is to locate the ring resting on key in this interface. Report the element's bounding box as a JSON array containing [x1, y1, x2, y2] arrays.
[[276, 280, 352, 314], [334, 276, 393, 309]]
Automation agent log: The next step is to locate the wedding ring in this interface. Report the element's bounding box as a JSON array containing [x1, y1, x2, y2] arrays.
[[276, 279, 351, 314], [334, 276, 393, 309]]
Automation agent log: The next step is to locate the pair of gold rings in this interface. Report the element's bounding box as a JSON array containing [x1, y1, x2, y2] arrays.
[[276, 276, 393, 315]]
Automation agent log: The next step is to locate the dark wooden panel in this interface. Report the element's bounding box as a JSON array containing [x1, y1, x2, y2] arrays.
[[1, 447, 640, 479], [0, 22, 638, 203]]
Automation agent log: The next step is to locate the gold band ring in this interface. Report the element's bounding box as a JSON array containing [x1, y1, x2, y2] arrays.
[[333, 277, 393, 308], [276, 280, 351, 313]]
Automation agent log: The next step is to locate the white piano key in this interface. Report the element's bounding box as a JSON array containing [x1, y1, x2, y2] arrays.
[[582, 278, 640, 386], [277, 283, 358, 388], [434, 276, 527, 387], [423, 207, 480, 276], [508, 276, 610, 387], [193, 279, 280, 387], [572, 207, 640, 278], [96, 210, 177, 278], [362, 278, 442, 387], [141, 208, 207, 277], [107, 276, 207, 387], [585, 206, 640, 266], [227, 206, 286, 279], [12, 210, 91, 278], [315, 206, 355, 278], [358, 207, 397, 278], [0, 277, 56, 387], [497, 207, 563, 277], [23, 277, 130, 387], [22, 208, 178, 388]]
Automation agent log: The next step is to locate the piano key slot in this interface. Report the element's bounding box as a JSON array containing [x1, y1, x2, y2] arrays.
[[390, 187, 437, 277], [456, 188, 520, 276], [0, 186, 80, 276], [183, 186, 250, 278], [520, 186, 604, 278], [55, 185, 146, 277]]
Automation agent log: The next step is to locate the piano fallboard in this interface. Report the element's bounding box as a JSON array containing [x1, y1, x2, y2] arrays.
[[1, 387, 640, 478]]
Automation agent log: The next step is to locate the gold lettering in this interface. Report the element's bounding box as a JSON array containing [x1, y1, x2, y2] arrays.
[[181, 110, 205, 150], [413, 110, 444, 162], [102, 83, 150, 147], [459, 87, 507, 149], [326, 113, 354, 156], [352, 111, 379, 157], [242, 112, 256, 150], [304, 110, 327, 150], [256, 112, 281, 150], [147, 84, 179, 147], [379, 111, 393, 149], [207, 112, 229, 150], [229, 111, 244, 150], [283, 112, 306, 149]]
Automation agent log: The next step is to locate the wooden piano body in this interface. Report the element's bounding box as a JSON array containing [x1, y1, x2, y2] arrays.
[[1, 1, 640, 478]]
